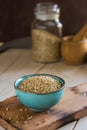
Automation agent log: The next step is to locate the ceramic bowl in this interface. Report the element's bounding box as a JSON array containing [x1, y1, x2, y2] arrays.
[[14, 74, 65, 112]]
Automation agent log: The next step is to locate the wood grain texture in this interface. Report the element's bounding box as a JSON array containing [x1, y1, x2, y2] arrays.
[[74, 117, 87, 130], [57, 121, 76, 130], [0, 49, 87, 130], [0, 83, 87, 130], [0, 117, 17, 130], [0, 49, 46, 101]]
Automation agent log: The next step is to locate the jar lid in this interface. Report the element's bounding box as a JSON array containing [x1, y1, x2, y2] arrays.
[[34, 2, 60, 20]]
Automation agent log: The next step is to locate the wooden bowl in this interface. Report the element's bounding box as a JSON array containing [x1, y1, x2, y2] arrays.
[[61, 35, 87, 65]]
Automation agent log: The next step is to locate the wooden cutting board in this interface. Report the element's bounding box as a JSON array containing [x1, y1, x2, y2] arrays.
[[0, 83, 87, 130]]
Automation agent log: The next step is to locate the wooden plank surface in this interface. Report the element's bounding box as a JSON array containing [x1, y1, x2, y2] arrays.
[[0, 49, 87, 130], [0, 49, 45, 101], [58, 121, 76, 130], [0, 83, 87, 130], [74, 117, 87, 130], [38, 62, 87, 87]]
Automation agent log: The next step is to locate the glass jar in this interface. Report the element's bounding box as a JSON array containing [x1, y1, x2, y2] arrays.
[[31, 2, 62, 63]]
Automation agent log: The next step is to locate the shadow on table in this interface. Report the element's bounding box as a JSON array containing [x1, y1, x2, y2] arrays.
[[0, 37, 32, 53]]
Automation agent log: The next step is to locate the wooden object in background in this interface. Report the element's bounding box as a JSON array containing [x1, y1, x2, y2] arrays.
[[73, 23, 87, 41], [0, 83, 87, 130]]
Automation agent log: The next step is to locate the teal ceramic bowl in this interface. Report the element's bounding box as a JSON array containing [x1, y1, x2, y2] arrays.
[[14, 74, 65, 112]]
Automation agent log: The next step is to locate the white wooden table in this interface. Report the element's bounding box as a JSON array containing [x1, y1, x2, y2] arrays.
[[0, 48, 87, 130]]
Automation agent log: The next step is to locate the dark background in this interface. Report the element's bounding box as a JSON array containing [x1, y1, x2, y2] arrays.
[[0, 0, 87, 42]]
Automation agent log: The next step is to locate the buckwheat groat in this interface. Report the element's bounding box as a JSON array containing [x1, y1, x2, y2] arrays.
[[18, 76, 62, 94]]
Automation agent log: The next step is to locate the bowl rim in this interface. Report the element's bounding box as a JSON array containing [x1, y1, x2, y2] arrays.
[[63, 35, 87, 43], [14, 74, 65, 95]]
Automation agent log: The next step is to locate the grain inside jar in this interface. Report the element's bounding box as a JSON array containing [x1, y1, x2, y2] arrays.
[[31, 2, 62, 63], [32, 29, 61, 63]]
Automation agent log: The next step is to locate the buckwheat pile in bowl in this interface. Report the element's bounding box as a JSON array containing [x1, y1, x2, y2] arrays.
[[18, 76, 62, 94]]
